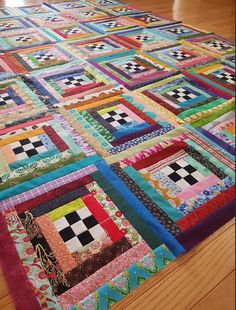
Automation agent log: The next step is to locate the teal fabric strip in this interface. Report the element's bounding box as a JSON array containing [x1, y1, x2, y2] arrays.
[[124, 166, 183, 222], [9, 148, 59, 170], [0, 155, 101, 201]]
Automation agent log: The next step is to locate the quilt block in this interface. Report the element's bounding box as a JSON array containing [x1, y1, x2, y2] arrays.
[[0, 159, 179, 309], [90, 50, 176, 90], [28, 62, 122, 108], [139, 72, 234, 124], [0, 44, 76, 74]]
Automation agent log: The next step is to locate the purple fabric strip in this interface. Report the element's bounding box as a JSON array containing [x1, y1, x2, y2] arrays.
[[111, 123, 162, 146], [197, 128, 235, 156], [176, 198, 235, 251]]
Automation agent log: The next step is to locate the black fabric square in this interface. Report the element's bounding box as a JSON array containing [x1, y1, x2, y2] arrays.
[[19, 138, 30, 146], [184, 165, 196, 174], [78, 230, 94, 246], [26, 149, 38, 157], [184, 174, 198, 185], [169, 172, 182, 182], [13, 146, 24, 154], [120, 112, 129, 118], [83, 215, 98, 229], [169, 162, 182, 171], [32, 140, 44, 148], [59, 226, 76, 242], [108, 111, 116, 116], [118, 119, 127, 125], [65, 212, 81, 225]]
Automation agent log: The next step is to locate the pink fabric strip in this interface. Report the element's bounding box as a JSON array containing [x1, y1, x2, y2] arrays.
[[177, 174, 220, 202], [36, 215, 77, 274], [0, 116, 53, 135], [58, 240, 151, 309], [0, 212, 41, 310], [118, 104, 144, 123]]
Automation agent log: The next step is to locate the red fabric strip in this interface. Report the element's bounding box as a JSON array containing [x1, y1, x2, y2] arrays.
[[82, 194, 109, 222], [132, 140, 188, 170], [176, 186, 235, 231], [0, 213, 41, 310], [119, 98, 157, 126], [142, 90, 180, 115], [15, 175, 93, 214], [0, 116, 53, 135], [100, 218, 124, 243], [43, 125, 69, 152], [82, 194, 123, 242]]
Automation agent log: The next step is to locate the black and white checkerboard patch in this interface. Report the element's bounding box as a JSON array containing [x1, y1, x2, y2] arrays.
[[134, 34, 150, 42], [65, 27, 82, 35], [54, 208, 107, 253], [88, 43, 106, 51], [10, 136, 48, 160], [122, 61, 146, 73], [0, 93, 15, 107], [169, 50, 194, 61], [63, 76, 88, 88], [161, 159, 204, 190], [206, 40, 231, 51], [167, 87, 198, 102], [34, 52, 56, 62], [215, 71, 235, 84], [102, 109, 133, 128], [15, 36, 32, 42], [168, 27, 190, 35]]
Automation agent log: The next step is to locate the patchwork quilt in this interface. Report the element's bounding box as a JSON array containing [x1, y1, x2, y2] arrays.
[[0, 1, 235, 310]]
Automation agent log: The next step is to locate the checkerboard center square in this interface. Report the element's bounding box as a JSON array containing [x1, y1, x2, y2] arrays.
[[207, 40, 231, 50], [161, 159, 204, 191], [169, 50, 194, 61], [102, 108, 133, 128], [169, 27, 191, 34], [167, 87, 198, 103], [63, 76, 89, 88], [122, 61, 146, 73], [214, 71, 235, 84], [0, 92, 15, 106], [15, 36, 32, 43], [10, 136, 47, 160], [88, 43, 106, 51], [54, 207, 107, 253], [34, 51, 56, 62], [134, 34, 150, 42]]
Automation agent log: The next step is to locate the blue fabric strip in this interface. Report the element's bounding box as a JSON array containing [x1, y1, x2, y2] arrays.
[[95, 160, 185, 257]]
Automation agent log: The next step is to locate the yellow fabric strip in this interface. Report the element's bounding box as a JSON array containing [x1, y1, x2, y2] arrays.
[[48, 198, 85, 222], [75, 95, 121, 112], [97, 105, 118, 115], [0, 128, 44, 147]]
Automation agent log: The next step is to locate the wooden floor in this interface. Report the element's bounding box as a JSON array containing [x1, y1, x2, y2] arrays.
[[0, 0, 235, 309]]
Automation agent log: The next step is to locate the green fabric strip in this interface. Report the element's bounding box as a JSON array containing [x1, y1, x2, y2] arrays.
[[178, 98, 226, 120], [190, 101, 235, 128], [91, 171, 162, 249], [123, 166, 183, 222]]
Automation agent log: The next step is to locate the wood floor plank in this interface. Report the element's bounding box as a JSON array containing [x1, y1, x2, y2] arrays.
[[192, 271, 235, 310]]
